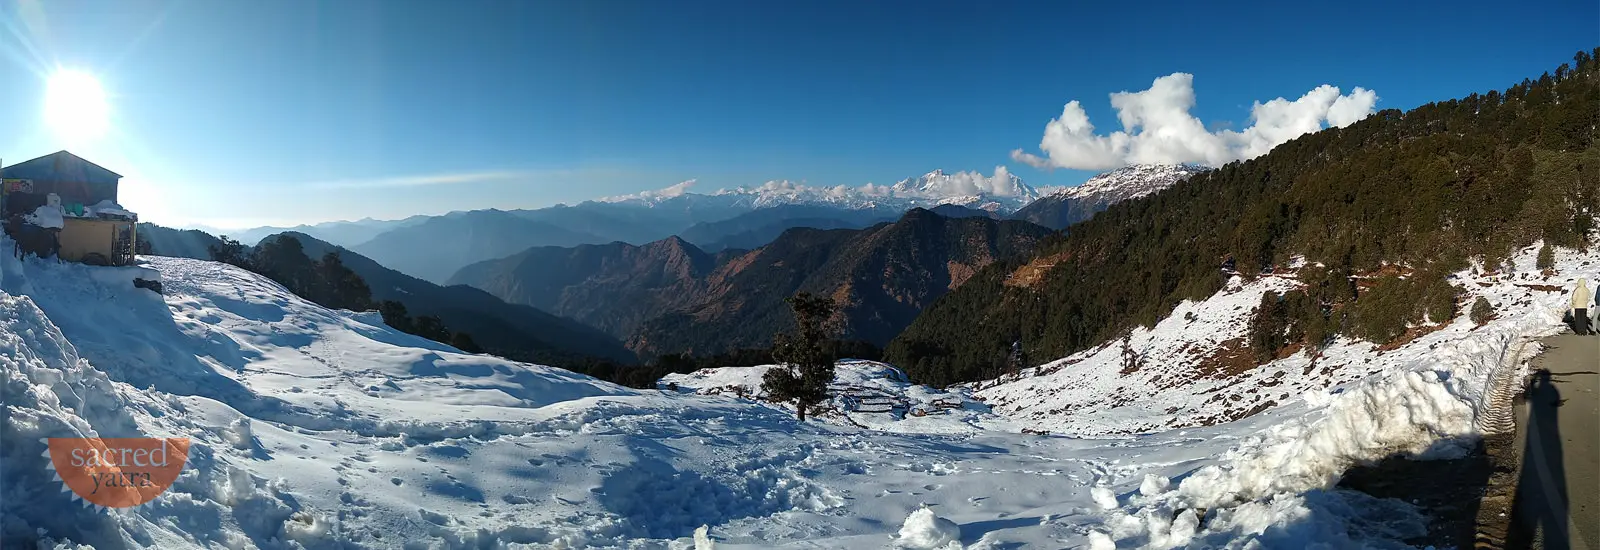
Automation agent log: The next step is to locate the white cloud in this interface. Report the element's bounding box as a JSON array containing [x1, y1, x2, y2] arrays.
[[305, 170, 535, 189], [931, 165, 1025, 197], [599, 179, 696, 202], [1012, 74, 1378, 170]]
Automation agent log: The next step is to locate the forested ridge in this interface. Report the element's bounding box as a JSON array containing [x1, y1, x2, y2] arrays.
[[889, 49, 1600, 387]]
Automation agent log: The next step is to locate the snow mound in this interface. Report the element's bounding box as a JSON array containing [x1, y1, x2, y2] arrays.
[[693, 524, 715, 549], [23, 204, 64, 229], [0, 275, 312, 548], [895, 506, 961, 549], [661, 360, 1014, 433]]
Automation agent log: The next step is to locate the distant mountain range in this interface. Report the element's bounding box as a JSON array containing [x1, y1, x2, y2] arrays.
[[349, 210, 614, 283], [202, 216, 431, 250], [141, 162, 1204, 365], [201, 165, 1191, 284], [601, 168, 1041, 213], [452, 208, 1055, 358]]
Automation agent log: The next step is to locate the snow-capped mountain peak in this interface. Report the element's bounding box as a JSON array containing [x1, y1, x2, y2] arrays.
[[1056, 163, 1206, 203], [599, 167, 1042, 213]]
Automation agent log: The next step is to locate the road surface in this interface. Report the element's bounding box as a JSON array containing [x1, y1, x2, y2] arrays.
[[1506, 333, 1600, 549]]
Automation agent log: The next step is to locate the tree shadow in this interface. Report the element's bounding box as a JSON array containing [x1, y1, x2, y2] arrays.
[[1507, 368, 1570, 549]]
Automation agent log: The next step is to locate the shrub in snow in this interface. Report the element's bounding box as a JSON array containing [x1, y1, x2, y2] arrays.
[[1538, 243, 1555, 269], [895, 506, 960, 549], [1471, 296, 1495, 325]]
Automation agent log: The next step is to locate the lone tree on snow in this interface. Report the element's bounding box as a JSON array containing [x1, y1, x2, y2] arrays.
[[762, 292, 839, 421]]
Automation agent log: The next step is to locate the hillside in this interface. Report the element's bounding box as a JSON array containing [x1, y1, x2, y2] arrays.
[[138, 222, 224, 259], [629, 209, 1054, 356], [448, 236, 720, 338], [962, 240, 1574, 436], [677, 204, 899, 252], [351, 209, 612, 283], [890, 51, 1600, 384], [267, 231, 637, 365]]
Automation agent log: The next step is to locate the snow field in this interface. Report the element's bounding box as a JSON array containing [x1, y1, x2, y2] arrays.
[[1, 236, 1593, 548]]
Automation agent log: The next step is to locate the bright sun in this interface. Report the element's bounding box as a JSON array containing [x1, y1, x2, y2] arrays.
[[44, 70, 110, 142]]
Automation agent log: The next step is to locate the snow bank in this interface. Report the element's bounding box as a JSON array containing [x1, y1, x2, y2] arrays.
[[0, 282, 315, 548], [1075, 241, 1583, 547]]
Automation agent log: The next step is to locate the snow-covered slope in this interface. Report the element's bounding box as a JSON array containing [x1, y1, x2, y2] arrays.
[[1050, 163, 1206, 203], [1011, 164, 1206, 230], [973, 242, 1575, 439], [0, 251, 1239, 549], [602, 168, 1042, 214], [1, 238, 1585, 549]]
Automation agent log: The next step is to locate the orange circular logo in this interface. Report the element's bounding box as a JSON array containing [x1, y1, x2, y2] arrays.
[[44, 437, 190, 509]]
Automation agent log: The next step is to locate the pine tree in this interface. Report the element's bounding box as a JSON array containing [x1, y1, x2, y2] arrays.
[[761, 293, 839, 421], [378, 300, 413, 332], [252, 236, 314, 292], [208, 236, 250, 268], [450, 331, 483, 353], [135, 233, 154, 256], [313, 252, 372, 311], [1537, 243, 1555, 270], [413, 315, 451, 343], [1248, 292, 1289, 361]]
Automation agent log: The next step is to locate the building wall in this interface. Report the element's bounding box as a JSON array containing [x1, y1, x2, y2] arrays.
[[0, 153, 121, 213], [59, 218, 135, 265]]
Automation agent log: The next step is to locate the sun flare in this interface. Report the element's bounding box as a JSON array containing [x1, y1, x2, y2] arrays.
[[44, 69, 110, 142]]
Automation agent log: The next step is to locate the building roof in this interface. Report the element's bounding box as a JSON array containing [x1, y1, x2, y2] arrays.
[[2, 151, 123, 179]]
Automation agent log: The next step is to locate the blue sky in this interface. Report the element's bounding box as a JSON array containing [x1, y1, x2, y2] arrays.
[[0, 0, 1594, 228]]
